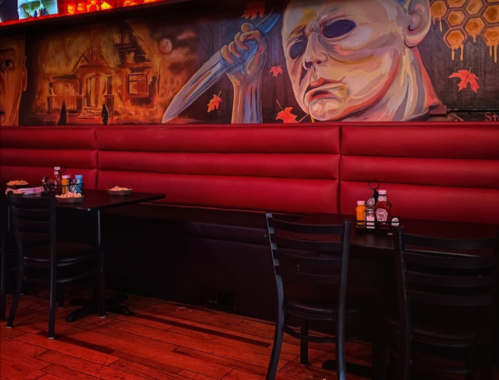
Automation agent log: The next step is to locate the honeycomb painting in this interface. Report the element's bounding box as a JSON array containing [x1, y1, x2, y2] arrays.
[[422, 0, 499, 120], [430, 0, 499, 62]]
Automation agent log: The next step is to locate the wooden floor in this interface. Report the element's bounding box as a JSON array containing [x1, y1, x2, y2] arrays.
[[1, 287, 498, 380], [0, 287, 372, 380]]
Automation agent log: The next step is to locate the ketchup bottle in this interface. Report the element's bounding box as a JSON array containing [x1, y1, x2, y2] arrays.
[[53, 166, 61, 194], [53, 166, 61, 186], [375, 189, 391, 227]]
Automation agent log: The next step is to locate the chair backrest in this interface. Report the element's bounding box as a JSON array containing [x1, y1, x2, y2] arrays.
[[393, 227, 499, 379], [265, 213, 351, 309], [7, 194, 57, 254], [394, 227, 499, 310]]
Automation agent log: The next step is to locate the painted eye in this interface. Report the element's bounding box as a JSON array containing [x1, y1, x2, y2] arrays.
[[322, 19, 356, 39], [0, 60, 15, 71], [289, 40, 307, 60]]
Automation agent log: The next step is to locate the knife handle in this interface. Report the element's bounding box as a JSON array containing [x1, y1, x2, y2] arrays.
[[227, 8, 281, 75], [255, 8, 281, 35]]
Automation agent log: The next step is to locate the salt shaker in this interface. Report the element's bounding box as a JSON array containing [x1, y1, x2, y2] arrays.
[[366, 209, 376, 229]]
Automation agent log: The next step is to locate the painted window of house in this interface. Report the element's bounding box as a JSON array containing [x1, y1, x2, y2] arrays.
[[128, 74, 147, 96]]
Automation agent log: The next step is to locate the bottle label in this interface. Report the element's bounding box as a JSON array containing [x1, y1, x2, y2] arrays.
[[366, 215, 375, 229], [366, 197, 376, 208], [376, 208, 388, 222]]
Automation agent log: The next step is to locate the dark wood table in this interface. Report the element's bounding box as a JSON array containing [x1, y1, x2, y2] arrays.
[[299, 213, 499, 254], [297, 214, 499, 379], [0, 189, 165, 321], [55, 189, 166, 248]]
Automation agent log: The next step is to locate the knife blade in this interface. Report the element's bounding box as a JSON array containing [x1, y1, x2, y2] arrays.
[[162, 8, 281, 123]]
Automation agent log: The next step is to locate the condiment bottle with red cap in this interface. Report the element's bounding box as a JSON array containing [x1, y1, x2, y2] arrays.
[[375, 189, 391, 227]]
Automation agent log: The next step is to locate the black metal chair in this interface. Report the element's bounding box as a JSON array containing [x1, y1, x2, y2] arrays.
[[6, 193, 106, 339], [383, 227, 499, 380], [265, 213, 353, 380]]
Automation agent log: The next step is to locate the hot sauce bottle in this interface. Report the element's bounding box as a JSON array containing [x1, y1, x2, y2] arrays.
[[375, 189, 391, 227], [356, 200, 367, 228]]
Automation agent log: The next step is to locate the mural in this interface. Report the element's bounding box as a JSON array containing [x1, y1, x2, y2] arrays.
[[0, 0, 167, 24], [0, 34, 27, 126], [1, 0, 498, 126]]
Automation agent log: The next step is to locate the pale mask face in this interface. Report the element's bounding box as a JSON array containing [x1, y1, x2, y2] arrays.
[[67, 3, 76, 14], [0, 36, 27, 127], [282, 0, 411, 121]]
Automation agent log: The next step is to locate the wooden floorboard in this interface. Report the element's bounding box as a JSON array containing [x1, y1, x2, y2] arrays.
[[1, 287, 498, 380]]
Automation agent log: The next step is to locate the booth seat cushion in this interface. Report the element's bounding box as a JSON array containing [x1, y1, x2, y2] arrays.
[[96, 125, 341, 214], [0, 127, 99, 189], [339, 122, 499, 224]]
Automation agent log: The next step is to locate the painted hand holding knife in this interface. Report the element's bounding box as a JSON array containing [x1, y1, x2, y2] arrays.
[[162, 9, 281, 123]]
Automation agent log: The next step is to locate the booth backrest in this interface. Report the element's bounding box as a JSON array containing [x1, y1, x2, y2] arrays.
[[1, 122, 498, 224], [0, 128, 98, 189], [95, 125, 340, 214], [339, 122, 499, 225]]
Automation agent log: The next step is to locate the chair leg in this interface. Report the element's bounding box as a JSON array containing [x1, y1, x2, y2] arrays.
[[98, 252, 106, 318], [6, 258, 24, 328], [266, 307, 285, 380], [300, 318, 309, 365], [48, 269, 57, 339], [336, 317, 346, 380]]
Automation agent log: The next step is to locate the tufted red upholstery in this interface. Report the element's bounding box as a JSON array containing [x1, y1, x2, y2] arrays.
[[95, 125, 340, 214], [0, 127, 98, 189], [340, 122, 499, 224], [1, 122, 498, 223]]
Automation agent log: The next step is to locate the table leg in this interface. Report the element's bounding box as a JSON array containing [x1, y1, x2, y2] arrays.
[[66, 210, 132, 322]]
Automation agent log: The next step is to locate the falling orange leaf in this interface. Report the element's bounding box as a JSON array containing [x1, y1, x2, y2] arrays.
[[276, 107, 298, 123], [269, 65, 283, 77], [449, 68, 479, 93], [207, 94, 222, 112], [242, 1, 265, 20]]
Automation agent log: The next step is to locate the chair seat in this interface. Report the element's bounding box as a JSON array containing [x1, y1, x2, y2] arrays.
[[285, 298, 360, 319], [23, 242, 98, 266], [385, 316, 480, 347]]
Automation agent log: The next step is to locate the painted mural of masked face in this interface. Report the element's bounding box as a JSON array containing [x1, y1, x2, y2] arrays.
[[0, 35, 27, 127], [282, 0, 438, 121]]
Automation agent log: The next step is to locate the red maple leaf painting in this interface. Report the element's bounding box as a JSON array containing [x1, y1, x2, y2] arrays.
[[242, 2, 265, 20], [207, 94, 222, 112], [269, 65, 283, 77], [449, 68, 479, 93], [276, 107, 298, 123]]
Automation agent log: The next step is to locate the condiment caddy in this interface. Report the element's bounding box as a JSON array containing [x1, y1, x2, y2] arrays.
[[355, 182, 400, 233], [41, 166, 84, 195]]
